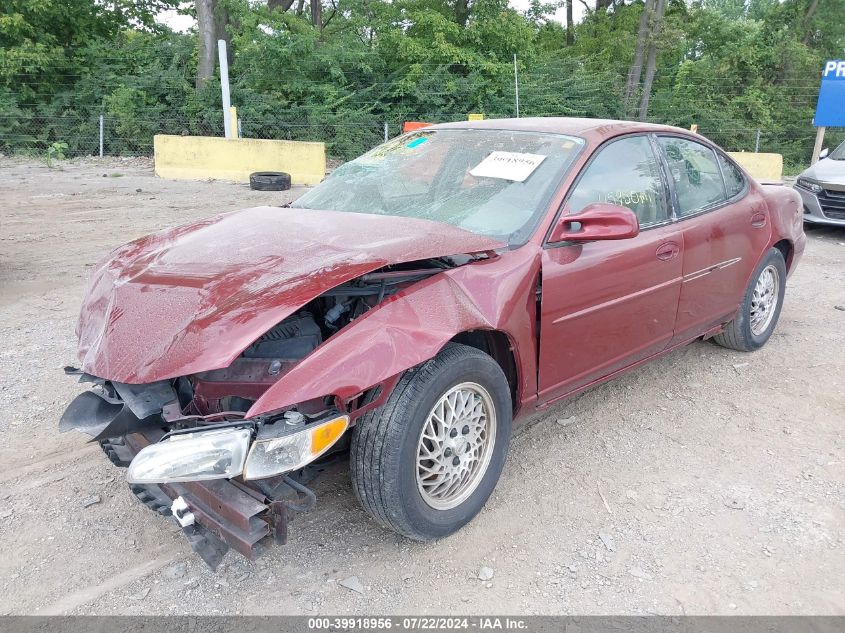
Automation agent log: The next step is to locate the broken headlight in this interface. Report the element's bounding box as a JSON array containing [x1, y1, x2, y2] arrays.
[[243, 414, 348, 480], [126, 427, 252, 484]]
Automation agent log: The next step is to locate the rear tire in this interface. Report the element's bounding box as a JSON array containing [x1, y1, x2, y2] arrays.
[[713, 247, 786, 352], [350, 343, 512, 541]]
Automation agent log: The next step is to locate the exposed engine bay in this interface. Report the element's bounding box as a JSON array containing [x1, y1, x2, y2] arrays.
[[188, 257, 470, 417]]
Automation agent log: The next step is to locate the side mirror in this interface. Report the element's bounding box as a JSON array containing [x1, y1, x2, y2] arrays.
[[819, 147, 830, 159], [549, 202, 640, 243]]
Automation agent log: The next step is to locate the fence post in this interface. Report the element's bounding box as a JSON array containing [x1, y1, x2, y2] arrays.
[[513, 53, 520, 118], [218, 39, 232, 139], [229, 106, 239, 139], [754, 128, 761, 153], [384, 121, 389, 142], [99, 114, 104, 158]]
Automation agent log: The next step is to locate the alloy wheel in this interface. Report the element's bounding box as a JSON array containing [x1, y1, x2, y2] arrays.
[[415, 382, 497, 511], [750, 264, 780, 336]]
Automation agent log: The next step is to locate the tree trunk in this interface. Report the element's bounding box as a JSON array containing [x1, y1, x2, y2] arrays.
[[802, 0, 819, 43], [295, 0, 305, 15], [214, 2, 232, 67], [195, 0, 217, 89], [268, 0, 296, 11], [455, 0, 470, 27], [623, 0, 653, 116], [566, 0, 574, 44], [637, 0, 666, 121], [311, 0, 322, 30]]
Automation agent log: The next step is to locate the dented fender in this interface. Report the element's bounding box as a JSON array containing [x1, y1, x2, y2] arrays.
[[246, 246, 542, 419]]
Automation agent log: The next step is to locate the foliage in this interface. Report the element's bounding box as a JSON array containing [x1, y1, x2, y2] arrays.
[[0, 0, 843, 165], [45, 140, 68, 167]]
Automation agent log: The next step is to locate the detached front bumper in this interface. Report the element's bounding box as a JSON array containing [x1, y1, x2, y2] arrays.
[[102, 429, 313, 569], [795, 184, 845, 226]]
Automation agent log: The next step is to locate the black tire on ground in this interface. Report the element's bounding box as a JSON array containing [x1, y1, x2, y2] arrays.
[[350, 343, 512, 541], [249, 171, 291, 191], [713, 247, 787, 352]]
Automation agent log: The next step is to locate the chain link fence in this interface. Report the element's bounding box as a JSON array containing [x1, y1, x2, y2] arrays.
[[0, 112, 411, 162], [3, 96, 843, 172]]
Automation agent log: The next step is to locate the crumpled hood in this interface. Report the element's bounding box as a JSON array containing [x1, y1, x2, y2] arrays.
[[77, 206, 504, 383]]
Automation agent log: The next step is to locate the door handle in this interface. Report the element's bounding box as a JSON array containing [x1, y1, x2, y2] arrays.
[[655, 241, 680, 261], [751, 212, 767, 228]]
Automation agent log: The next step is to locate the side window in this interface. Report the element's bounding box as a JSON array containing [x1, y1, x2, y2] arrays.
[[717, 152, 747, 199], [659, 137, 726, 216], [567, 136, 668, 228]]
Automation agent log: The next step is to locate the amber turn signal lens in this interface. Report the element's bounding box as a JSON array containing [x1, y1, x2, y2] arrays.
[[243, 414, 349, 480], [311, 416, 348, 453]]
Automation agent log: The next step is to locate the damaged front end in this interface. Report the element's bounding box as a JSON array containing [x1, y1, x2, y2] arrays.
[[60, 370, 337, 568], [60, 256, 479, 569]]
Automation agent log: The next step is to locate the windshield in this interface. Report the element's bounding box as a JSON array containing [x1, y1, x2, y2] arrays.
[[829, 140, 845, 160], [292, 129, 584, 246]]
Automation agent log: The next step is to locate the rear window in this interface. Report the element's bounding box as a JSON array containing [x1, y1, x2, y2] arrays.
[[659, 137, 726, 216], [718, 153, 747, 198]]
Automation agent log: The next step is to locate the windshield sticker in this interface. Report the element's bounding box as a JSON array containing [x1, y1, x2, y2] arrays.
[[354, 142, 407, 164], [469, 151, 547, 182], [406, 137, 428, 148]]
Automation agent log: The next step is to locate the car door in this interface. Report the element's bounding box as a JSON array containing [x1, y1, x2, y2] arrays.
[[538, 135, 684, 404], [656, 136, 771, 343]]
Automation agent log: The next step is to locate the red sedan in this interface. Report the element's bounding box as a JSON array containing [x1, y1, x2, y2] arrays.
[[61, 118, 805, 567]]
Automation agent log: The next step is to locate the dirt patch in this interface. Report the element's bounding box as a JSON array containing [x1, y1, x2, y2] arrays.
[[0, 157, 843, 615]]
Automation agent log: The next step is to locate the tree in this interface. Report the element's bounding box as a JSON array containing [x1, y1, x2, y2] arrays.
[[3, 0, 845, 166], [637, 0, 666, 120], [623, 0, 653, 115], [311, 0, 323, 30], [194, 0, 231, 88], [621, 0, 667, 119], [455, 0, 472, 27]]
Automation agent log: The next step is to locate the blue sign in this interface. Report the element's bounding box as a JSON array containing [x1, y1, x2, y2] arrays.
[[815, 60, 845, 127]]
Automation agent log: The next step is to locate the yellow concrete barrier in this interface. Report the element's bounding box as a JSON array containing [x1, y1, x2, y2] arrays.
[[154, 135, 326, 185], [727, 151, 783, 182]]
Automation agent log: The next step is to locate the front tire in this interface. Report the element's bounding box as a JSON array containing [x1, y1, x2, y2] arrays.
[[713, 247, 787, 352], [350, 343, 512, 541]]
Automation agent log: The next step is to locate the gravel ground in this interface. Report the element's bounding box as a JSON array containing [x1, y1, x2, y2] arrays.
[[0, 156, 843, 616]]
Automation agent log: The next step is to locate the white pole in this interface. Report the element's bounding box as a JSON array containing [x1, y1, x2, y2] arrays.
[[513, 54, 520, 118], [754, 128, 761, 153], [811, 126, 826, 165], [218, 39, 231, 139], [99, 114, 104, 158], [384, 121, 389, 142]]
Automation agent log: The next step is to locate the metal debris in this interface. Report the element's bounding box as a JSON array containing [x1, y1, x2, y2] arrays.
[[339, 575, 365, 594], [81, 494, 102, 508], [598, 531, 616, 552]]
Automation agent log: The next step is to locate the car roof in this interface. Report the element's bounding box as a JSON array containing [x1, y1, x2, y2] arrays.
[[429, 117, 694, 144]]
